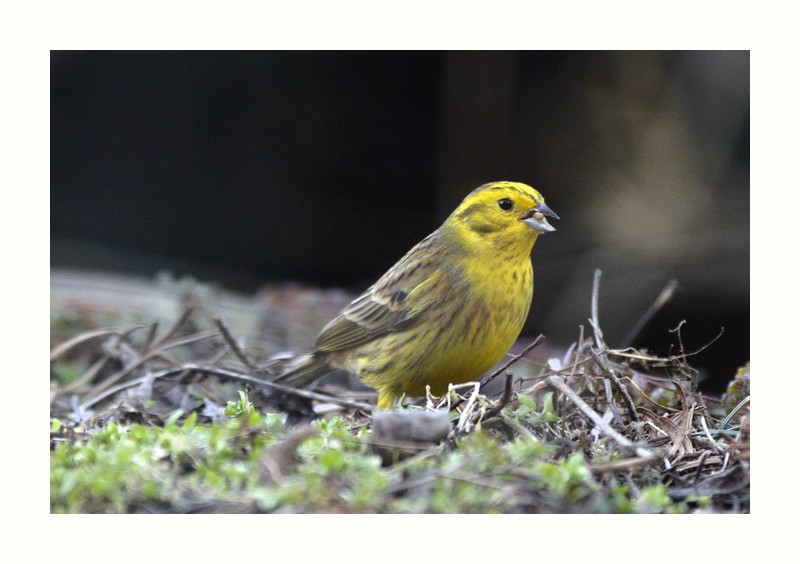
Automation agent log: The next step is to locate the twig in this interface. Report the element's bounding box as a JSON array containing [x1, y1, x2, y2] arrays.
[[499, 410, 539, 441], [483, 373, 514, 419], [590, 269, 603, 349], [69, 318, 219, 407], [565, 327, 584, 383], [585, 270, 639, 423], [157, 329, 220, 350], [213, 315, 256, 370], [718, 396, 750, 432], [76, 373, 151, 413], [143, 321, 160, 352], [209, 366, 376, 411], [676, 401, 696, 458], [620, 279, 678, 348], [79, 364, 375, 413], [548, 375, 654, 458], [149, 306, 195, 349], [444, 335, 545, 413], [52, 356, 110, 399], [50, 328, 122, 361], [608, 329, 725, 364], [206, 347, 231, 367], [601, 377, 623, 424], [480, 334, 545, 387], [589, 455, 662, 474], [455, 383, 483, 433], [669, 320, 689, 363], [691, 450, 711, 485], [721, 451, 730, 473], [616, 374, 681, 413], [110, 323, 151, 351], [587, 347, 639, 422], [82, 352, 173, 405], [76, 329, 218, 406], [517, 379, 550, 400]]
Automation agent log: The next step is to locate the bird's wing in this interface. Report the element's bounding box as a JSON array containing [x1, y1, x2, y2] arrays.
[[314, 235, 450, 352]]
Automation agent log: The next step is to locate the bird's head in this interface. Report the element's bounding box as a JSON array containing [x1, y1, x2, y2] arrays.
[[446, 181, 558, 253]]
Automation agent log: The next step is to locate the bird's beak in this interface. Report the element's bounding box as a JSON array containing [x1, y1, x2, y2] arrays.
[[522, 202, 559, 233]]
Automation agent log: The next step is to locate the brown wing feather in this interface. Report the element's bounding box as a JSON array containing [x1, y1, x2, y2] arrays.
[[314, 233, 447, 352]]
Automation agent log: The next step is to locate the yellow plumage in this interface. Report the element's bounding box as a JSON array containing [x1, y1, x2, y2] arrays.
[[274, 181, 558, 409]]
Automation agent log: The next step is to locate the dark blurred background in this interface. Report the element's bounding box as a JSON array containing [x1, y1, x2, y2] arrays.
[[50, 51, 749, 392]]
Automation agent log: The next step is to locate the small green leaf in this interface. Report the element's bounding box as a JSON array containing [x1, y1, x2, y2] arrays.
[[635, 484, 674, 512], [182, 411, 198, 430], [517, 394, 537, 410], [541, 392, 556, 419], [165, 409, 184, 426]]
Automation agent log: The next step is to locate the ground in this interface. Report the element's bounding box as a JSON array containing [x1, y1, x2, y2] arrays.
[[49, 270, 749, 513]]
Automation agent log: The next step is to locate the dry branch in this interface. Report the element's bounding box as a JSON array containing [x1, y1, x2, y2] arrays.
[[548, 374, 656, 460]]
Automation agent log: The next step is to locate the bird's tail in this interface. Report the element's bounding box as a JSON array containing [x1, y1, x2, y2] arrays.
[[272, 352, 332, 388]]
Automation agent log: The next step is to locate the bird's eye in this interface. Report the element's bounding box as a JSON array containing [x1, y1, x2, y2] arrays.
[[497, 198, 513, 211]]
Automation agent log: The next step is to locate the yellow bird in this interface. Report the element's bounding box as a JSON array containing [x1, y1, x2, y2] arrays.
[[274, 181, 558, 409]]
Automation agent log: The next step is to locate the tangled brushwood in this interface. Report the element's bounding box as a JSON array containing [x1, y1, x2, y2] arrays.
[[50, 275, 749, 513]]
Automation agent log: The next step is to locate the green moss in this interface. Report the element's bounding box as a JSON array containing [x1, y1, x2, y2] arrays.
[[51, 391, 693, 514]]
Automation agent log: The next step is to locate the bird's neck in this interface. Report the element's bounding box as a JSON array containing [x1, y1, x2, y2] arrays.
[[442, 219, 537, 264]]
